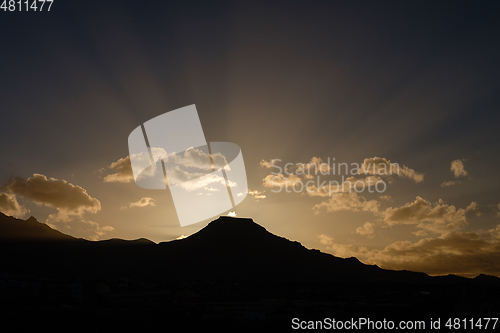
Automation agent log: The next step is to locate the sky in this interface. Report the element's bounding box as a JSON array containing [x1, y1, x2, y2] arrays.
[[1, 0, 500, 277]]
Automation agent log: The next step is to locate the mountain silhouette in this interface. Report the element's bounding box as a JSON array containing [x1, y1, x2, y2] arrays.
[[0, 213, 74, 241], [0, 212, 497, 285], [2, 212, 500, 332]]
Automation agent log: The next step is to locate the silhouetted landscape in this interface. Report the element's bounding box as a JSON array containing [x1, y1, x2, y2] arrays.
[[1, 212, 499, 331], [2, 1, 500, 331]]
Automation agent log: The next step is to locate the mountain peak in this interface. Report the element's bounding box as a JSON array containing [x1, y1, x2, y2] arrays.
[[0, 213, 74, 241], [207, 215, 266, 230], [26, 216, 38, 223], [187, 216, 270, 241]]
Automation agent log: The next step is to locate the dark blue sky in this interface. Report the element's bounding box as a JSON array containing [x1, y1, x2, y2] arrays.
[[1, 1, 499, 175]]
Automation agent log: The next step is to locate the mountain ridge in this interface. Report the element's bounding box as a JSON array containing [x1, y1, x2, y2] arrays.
[[0, 212, 75, 241], [0, 212, 498, 284]]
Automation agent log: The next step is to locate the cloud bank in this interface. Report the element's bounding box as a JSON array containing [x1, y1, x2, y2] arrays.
[[2, 174, 112, 240]]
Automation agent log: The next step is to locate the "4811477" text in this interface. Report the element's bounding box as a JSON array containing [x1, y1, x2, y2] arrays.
[[1, 0, 53, 11]]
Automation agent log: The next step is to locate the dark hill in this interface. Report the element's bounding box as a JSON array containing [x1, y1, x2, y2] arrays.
[[0, 213, 498, 285], [0, 212, 74, 241], [1, 214, 499, 331]]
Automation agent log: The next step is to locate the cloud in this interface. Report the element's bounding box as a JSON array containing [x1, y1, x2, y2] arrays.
[[380, 195, 392, 202], [361, 157, 424, 183], [451, 159, 468, 178], [260, 159, 279, 169], [260, 156, 421, 199], [248, 189, 266, 199], [172, 147, 228, 170], [121, 197, 155, 210], [104, 156, 135, 183], [356, 222, 375, 238], [440, 160, 469, 187], [344, 176, 385, 192], [466, 201, 481, 216], [235, 189, 266, 199], [104, 147, 232, 191], [321, 226, 500, 277], [315, 194, 493, 277], [314, 195, 479, 241], [260, 156, 421, 200], [0, 193, 28, 218], [168, 166, 235, 191], [262, 173, 302, 188], [2, 174, 112, 240], [318, 234, 334, 245], [412, 230, 428, 237], [296, 157, 331, 174], [3, 174, 101, 222], [383, 196, 477, 234], [440, 180, 461, 187], [104, 147, 167, 184], [176, 147, 214, 170], [313, 192, 380, 214]]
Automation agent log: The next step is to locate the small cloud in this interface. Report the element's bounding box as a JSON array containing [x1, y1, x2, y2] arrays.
[[318, 234, 334, 245], [227, 211, 236, 217], [263, 174, 302, 188], [176, 235, 188, 240], [356, 222, 375, 238], [441, 180, 461, 187], [361, 157, 424, 183], [380, 195, 392, 202], [412, 230, 428, 237], [121, 197, 156, 210], [450, 159, 468, 178], [169, 167, 234, 191], [248, 189, 266, 199], [104, 156, 135, 183], [260, 159, 278, 169], [296, 157, 331, 175], [466, 201, 481, 216]]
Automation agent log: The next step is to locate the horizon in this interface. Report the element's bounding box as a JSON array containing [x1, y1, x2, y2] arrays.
[[1, 0, 500, 281], [1, 211, 498, 280]]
